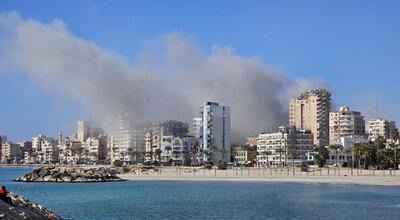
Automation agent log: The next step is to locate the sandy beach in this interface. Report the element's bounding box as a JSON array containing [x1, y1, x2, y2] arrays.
[[118, 167, 400, 186]]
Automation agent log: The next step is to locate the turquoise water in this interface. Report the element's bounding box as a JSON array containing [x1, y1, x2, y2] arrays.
[[1, 167, 400, 220]]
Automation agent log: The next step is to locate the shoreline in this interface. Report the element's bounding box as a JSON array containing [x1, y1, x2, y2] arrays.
[[119, 175, 400, 186], [118, 167, 400, 187], [4, 165, 400, 187]]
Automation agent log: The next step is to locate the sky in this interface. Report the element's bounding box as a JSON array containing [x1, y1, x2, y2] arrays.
[[0, 0, 399, 142]]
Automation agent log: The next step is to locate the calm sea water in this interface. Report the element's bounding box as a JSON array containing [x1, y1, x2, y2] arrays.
[[1, 167, 400, 220]]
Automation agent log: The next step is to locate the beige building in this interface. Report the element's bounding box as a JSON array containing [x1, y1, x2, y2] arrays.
[[256, 126, 314, 167], [77, 120, 91, 143], [329, 106, 366, 144], [234, 146, 257, 166], [289, 88, 331, 146], [1, 142, 21, 163], [368, 118, 396, 140]]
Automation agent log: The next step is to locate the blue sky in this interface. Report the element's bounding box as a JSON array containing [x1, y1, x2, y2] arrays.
[[1, 0, 400, 141]]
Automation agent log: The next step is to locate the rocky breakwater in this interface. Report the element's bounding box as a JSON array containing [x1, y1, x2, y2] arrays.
[[15, 166, 124, 183], [0, 192, 63, 220]]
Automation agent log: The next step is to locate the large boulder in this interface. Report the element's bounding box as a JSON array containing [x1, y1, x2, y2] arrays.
[[16, 166, 124, 183], [0, 192, 63, 220]]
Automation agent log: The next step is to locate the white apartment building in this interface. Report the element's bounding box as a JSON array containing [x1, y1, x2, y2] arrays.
[[111, 113, 133, 163], [340, 135, 369, 149], [85, 136, 107, 164], [368, 118, 396, 140], [159, 135, 197, 165], [289, 88, 331, 146], [256, 126, 314, 167], [329, 106, 366, 145], [194, 101, 231, 163], [144, 120, 189, 161]]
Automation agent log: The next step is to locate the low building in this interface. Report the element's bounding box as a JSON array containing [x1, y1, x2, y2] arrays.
[[340, 135, 368, 149], [256, 126, 314, 167], [368, 118, 396, 140], [85, 136, 108, 164], [234, 146, 257, 166]]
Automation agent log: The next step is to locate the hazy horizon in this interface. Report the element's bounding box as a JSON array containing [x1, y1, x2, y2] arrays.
[[0, 1, 399, 142]]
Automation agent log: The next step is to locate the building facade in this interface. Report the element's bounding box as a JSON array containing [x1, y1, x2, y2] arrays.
[[194, 101, 231, 163], [329, 106, 366, 145], [77, 120, 91, 143], [289, 88, 331, 146], [256, 126, 314, 167], [234, 146, 257, 166], [1, 142, 21, 163], [368, 118, 396, 140]]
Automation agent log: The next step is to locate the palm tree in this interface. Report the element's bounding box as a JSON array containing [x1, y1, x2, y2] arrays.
[[220, 148, 228, 163], [288, 149, 298, 175], [315, 146, 329, 167], [374, 136, 386, 169], [392, 128, 399, 171], [352, 143, 363, 169], [329, 144, 343, 166], [344, 147, 354, 175], [209, 145, 218, 164], [165, 146, 172, 164], [360, 143, 372, 169]]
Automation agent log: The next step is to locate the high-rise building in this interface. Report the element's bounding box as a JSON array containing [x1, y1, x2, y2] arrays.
[[194, 101, 231, 163], [1, 142, 22, 164], [111, 113, 133, 162], [368, 118, 397, 140], [329, 106, 366, 145], [111, 113, 152, 163], [289, 88, 331, 146], [77, 120, 91, 143]]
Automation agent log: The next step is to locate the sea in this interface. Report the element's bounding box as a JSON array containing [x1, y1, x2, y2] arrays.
[[1, 167, 400, 220]]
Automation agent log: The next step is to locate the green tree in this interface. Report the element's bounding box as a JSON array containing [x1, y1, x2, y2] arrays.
[[113, 159, 123, 167], [352, 143, 363, 169], [220, 148, 228, 163], [217, 160, 228, 170], [209, 145, 218, 164], [374, 136, 386, 169], [314, 146, 329, 167], [288, 149, 298, 175]]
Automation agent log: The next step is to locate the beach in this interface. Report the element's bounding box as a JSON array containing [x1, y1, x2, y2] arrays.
[[118, 167, 400, 186]]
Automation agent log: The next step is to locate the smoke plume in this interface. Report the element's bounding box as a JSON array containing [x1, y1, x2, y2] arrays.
[[0, 12, 325, 142]]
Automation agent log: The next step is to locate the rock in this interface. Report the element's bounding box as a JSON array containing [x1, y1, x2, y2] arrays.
[[16, 166, 125, 183], [0, 192, 63, 220], [61, 176, 71, 182]]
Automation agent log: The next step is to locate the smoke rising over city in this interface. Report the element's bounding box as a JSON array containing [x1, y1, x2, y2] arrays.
[[0, 12, 325, 142]]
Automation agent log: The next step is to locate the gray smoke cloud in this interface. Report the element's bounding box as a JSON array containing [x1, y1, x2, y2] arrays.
[[0, 12, 325, 143]]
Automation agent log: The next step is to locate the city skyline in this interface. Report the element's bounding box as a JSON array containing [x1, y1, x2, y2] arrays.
[[1, 1, 400, 141]]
